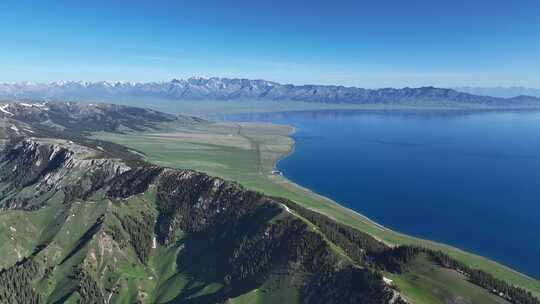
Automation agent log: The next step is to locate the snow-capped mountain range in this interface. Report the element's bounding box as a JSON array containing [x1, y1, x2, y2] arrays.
[[1, 77, 539, 108]]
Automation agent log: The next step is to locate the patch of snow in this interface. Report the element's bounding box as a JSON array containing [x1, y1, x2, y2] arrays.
[[280, 203, 292, 214], [33, 102, 48, 109], [107, 290, 114, 304], [14, 248, 22, 260], [152, 236, 157, 249], [9, 226, 16, 232], [383, 277, 394, 285], [0, 104, 13, 115], [49, 145, 63, 160], [9, 125, 19, 132]]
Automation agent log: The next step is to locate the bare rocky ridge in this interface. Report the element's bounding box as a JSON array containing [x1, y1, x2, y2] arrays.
[[0, 101, 179, 134]]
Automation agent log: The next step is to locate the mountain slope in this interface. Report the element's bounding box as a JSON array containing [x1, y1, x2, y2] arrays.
[[1, 78, 540, 108], [0, 101, 538, 304], [0, 137, 401, 303], [0, 101, 189, 135]]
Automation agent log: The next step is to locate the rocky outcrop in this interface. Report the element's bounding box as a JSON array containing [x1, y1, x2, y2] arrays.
[[0, 138, 129, 209]]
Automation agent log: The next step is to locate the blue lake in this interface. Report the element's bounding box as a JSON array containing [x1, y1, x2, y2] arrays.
[[218, 110, 540, 279]]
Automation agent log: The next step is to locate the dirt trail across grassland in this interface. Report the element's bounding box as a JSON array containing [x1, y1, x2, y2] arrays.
[[235, 123, 263, 175]]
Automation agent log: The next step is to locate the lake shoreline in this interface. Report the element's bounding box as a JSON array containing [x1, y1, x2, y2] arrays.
[[254, 113, 540, 291], [272, 126, 392, 233]]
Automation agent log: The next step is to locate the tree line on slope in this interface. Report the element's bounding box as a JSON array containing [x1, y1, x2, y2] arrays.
[[428, 249, 539, 304], [380, 246, 540, 304], [117, 211, 155, 265], [150, 170, 400, 303], [0, 258, 42, 304], [279, 197, 539, 304]]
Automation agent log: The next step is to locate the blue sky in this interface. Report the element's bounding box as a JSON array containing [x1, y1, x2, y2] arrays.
[[0, 0, 538, 87]]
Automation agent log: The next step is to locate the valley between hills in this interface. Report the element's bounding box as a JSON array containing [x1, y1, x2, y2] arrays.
[[0, 101, 538, 304]]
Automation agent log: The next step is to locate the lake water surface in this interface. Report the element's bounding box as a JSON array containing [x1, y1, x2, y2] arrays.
[[218, 110, 540, 279]]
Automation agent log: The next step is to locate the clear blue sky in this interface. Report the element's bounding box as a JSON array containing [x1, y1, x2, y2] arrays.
[[0, 0, 538, 88]]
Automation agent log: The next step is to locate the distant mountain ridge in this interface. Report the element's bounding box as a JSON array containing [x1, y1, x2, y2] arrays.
[[1, 77, 540, 108], [453, 86, 540, 98]]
